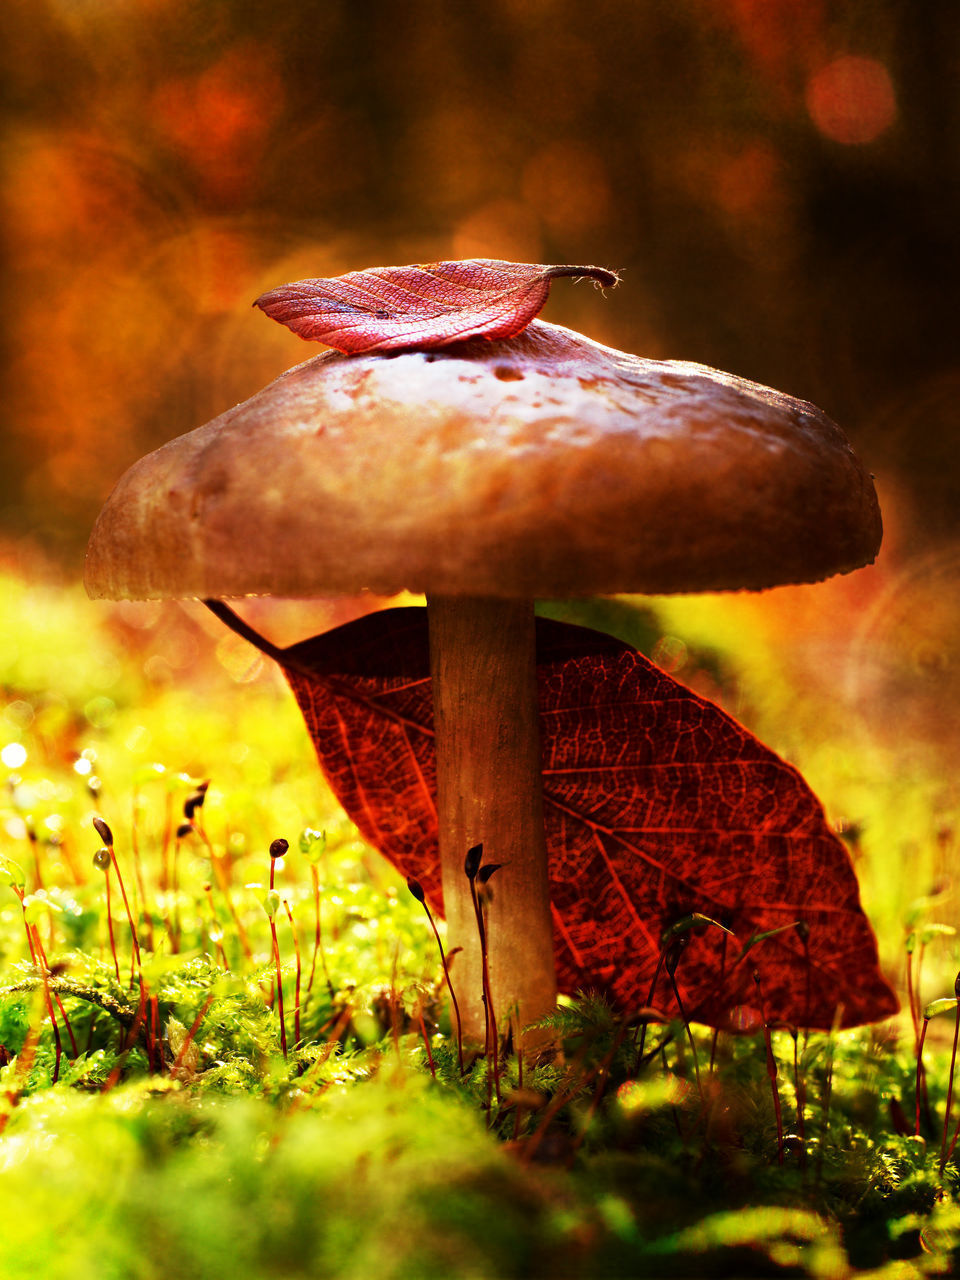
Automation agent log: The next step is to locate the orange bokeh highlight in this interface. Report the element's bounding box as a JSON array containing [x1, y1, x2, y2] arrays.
[[522, 141, 611, 237], [805, 56, 897, 145], [151, 44, 284, 199], [712, 141, 781, 220], [700, 0, 826, 104], [451, 198, 543, 264]]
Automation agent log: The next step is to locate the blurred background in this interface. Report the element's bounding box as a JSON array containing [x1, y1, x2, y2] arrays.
[[0, 0, 958, 975], [4, 0, 956, 558]]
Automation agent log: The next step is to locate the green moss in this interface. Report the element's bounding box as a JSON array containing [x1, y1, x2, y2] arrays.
[[0, 569, 959, 1277]]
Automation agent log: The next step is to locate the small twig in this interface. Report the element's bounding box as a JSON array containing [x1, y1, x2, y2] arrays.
[[0, 976, 138, 1028]]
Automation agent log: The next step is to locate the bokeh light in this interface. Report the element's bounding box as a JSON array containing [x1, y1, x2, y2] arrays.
[[806, 56, 898, 145], [0, 1, 954, 567], [150, 42, 284, 201], [1, 742, 28, 769]]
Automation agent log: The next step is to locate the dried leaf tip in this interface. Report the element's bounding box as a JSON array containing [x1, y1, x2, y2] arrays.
[[254, 258, 620, 355]]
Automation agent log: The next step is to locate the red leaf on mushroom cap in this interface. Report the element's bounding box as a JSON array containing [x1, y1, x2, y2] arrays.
[[276, 608, 896, 1031], [254, 260, 619, 354]]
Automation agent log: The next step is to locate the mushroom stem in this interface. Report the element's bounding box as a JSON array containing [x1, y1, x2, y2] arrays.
[[427, 595, 558, 1051]]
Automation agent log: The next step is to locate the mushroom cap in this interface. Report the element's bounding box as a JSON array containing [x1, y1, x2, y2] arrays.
[[84, 320, 881, 601]]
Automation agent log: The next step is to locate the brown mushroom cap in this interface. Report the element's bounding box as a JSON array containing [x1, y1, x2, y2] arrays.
[[84, 320, 881, 601]]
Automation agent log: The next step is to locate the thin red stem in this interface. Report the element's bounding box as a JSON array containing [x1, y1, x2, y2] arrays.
[[208, 844, 252, 963], [28, 830, 44, 892], [636, 946, 669, 1068], [104, 866, 120, 983], [203, 885, 230, 970], [418, 1009, 437, 1080], [754, 970, 783, 1165], [793, 1030, 806, 1147], [283, 900, 302, 1046], [418, 895, 464, 1073], [30, 925, 62, 1082], [130, 790, 155, 952], [668, 971, 702, 1101], [307, 865, 335, 999], [943, 1095, 960, 1168], [109, 846, 141, 979], [513, 1013, 525, 1141], [31, 928, 79, 1057], [915, 1017, 929, 1137], [307, 866, 320, 993], [171, 993, 215, 1078], [149, 997, 162, 1073], [470, 878, 499, 1108], [269, 917, 288, 1059], [159, 793, 172, 891], [940, 1004, 960, 1172], [764, 1023, 784, 1166], [130, 975, 149, 1064], [17, 894, 38, 967], [171, 834, 183, 953]]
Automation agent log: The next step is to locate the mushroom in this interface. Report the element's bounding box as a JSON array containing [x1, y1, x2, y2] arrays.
[[84, 319, 882, 1048]]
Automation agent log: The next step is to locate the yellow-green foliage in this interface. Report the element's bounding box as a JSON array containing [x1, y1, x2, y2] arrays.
[[2, 565, 960, 1278]]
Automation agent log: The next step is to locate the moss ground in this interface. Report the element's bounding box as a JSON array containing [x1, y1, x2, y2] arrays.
[[1, 562, 958, 1278]]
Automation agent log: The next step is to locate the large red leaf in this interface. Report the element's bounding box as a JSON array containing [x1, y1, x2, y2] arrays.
[[254, 259, 619, 354], [275, 607, 896, 1030]]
